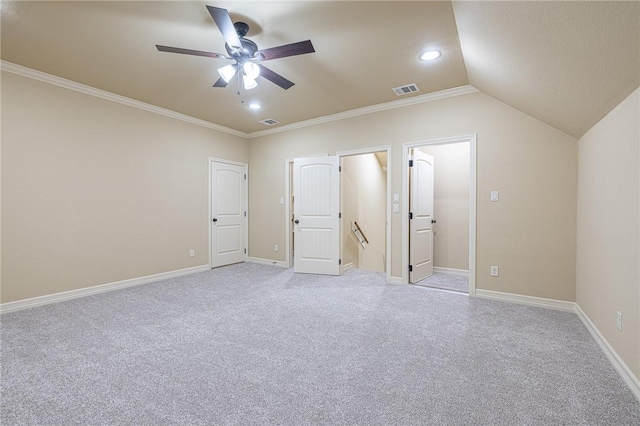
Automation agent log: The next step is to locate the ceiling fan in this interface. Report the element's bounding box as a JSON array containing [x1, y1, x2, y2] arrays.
[[156, 5, 315, 91]]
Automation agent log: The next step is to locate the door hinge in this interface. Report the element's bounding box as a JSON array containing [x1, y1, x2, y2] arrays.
[[244, 248, 247, 254], [409, 265, 413, 272], [339, 259, 342, 265], [244, 211, 247, 217], [409, 160, 413, 167], [244, 174, 247, 180], [339, 212, 342, 219], [339, 166, 342, 172], [409, 212, 413, 220]]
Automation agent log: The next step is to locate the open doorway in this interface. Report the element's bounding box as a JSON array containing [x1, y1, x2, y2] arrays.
[[337, 146, 391, 280], [341, 151, 388, 273], [402, 135, 477, 295]]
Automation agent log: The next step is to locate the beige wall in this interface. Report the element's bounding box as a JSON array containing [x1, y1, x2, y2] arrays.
[[576, 88, 640, 379], [420, 142, 470, 271], [2, 72, 580, 306], [341, 153, 387, 272], [249, 91, 578, 301], [1, 71, 248, 303]]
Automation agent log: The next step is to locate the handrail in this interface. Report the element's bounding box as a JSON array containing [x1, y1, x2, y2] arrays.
[[353, 221, 369, 244]]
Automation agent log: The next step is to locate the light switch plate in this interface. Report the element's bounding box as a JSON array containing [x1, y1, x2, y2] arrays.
[[393, 193, 400, 203], [393, 203, 399, 213], [490, 191, 499, 202]]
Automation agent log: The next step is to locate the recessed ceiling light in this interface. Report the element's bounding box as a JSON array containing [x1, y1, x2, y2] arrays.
[[419, 50, 441, 61], [248, 103, 261, 110]]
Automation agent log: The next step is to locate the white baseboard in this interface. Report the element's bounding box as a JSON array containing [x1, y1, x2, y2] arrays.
[[474, 289, 575, 312], [0, 264, 210, 314], [247, 257, 288, 268], [342, 262, 354, 272], [434, 267, 469, 276], [388, 276, 404, 285], [575, 304, 640, 402], [474, 288, 639, 403]]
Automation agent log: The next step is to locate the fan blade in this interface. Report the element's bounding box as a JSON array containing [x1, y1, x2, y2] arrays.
[[212, 77, 229, 88], [257, 40, 315, 61], [258, 64, 294, 90], [206, 6, 242, 50], [156, 45, 228, 59]]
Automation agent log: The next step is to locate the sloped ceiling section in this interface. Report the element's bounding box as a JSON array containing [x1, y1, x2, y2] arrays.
[[1, 1, 638, 137], [0, 1, 468, 134], [452, 1, 640, 139]]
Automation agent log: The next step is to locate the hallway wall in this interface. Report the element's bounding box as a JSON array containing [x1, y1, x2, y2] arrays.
[[341, 153, 387, 272], [420, 142, 470, 271]]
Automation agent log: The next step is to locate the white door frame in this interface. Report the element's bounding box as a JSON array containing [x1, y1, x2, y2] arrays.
[[401, 135, 477, 295], [336, 146, 392, 283], [208, 157, 249, 268]]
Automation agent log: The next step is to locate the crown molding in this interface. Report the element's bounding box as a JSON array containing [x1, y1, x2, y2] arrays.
[[2, 61, 479, 140], [246, 85, 479, 138], [0, 60, 248, 139]]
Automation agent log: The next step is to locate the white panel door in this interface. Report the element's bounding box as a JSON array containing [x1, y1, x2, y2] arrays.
[[409, 149, 435, 283], [293, 156, 340, 275], [211, 161, 246, 268]]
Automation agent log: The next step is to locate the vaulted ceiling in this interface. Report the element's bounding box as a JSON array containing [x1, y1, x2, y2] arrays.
[[2, 1, 638, 138]]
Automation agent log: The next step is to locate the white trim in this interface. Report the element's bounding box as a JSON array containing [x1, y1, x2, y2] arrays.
[[248, 86, 479, 138], [474, 289, 575, 312], [336, 146, 392, 283], [209, 158, 249, 269], [342, 262, 355, 272], [0, 60, 247, 138], [247, 257, 288, 268], [575, 304, 640, 402], [284, 158, 294, 269], [433, 267, 469, 276], [0, 265, 209, 314], [401, 134, 477, 297], [388, 276, 404, 285]]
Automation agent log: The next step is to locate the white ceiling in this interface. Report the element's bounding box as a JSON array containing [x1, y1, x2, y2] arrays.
[[2, 1, 638, 138]]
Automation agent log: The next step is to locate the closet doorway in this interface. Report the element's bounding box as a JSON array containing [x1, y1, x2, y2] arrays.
[[402, 135, 477, 295]]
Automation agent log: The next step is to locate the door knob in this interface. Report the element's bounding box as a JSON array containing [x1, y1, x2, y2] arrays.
[[294, 219, 299, 224], [212, 218, 218, 222], [431, 219, 437, 224]]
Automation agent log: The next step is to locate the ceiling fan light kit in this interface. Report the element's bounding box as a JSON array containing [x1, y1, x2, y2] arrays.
[[156, 5, 315, 95]]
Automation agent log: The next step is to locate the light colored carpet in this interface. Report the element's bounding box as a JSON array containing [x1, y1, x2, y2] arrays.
[[414, 272, 469, 293], [2, 263, 639, 425]]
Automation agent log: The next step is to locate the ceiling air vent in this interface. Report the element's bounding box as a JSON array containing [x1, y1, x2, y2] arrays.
[[392, 83, 420, 96], [259, 118, 279, 126]]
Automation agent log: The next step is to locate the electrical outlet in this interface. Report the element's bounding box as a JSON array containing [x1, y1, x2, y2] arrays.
[[274, 244, 279, 252], [616, 311, 622, 331], [490, 266, 499, 277], [189, 249, 195, 257]]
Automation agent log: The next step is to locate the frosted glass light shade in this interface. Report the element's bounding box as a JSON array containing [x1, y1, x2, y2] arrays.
[[218, 64, 237, 82], [243, 62, 260, 80], [243, 75, 258, 90]]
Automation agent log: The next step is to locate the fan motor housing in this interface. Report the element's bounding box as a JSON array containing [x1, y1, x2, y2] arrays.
[[226, 37, 258, 59]]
